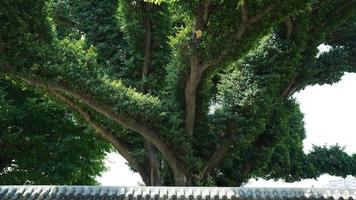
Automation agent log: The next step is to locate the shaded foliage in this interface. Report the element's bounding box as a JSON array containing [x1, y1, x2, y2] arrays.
[[0, 77, 110, 185]]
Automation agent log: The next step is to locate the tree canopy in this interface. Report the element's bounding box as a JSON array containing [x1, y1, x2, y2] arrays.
[[0, 0, 355, 186], [0, 77, 110, 185]]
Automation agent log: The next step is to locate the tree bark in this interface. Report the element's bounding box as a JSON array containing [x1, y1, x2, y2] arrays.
[[173, 170, 188, 186], [184, 1, 210, 136], [144, 140, 161, 186], [184, 56, 206, 136]]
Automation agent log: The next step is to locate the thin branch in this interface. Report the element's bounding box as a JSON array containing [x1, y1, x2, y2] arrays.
[[202, 1, 210, 24], [53, 15, 76, 28], [308, 0, 355, 40], [141, 3, 153, 93], [285, 17, 293, 39], [201, 86, 281, 179], [205, 2, 275, 69], [241, 1, 249, 24], [199, 132, 235, 179], [281, 75, 298, 98], [237, 3, 275, 40], [249, 3, 275, 24], [0, 36, 5, 54]]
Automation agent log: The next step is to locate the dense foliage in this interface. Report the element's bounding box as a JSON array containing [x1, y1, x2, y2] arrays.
[[0, 77, 110, 184], [0, 0, 355, 186]]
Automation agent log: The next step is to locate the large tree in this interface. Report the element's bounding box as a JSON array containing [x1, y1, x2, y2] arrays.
[[0, 0, 355, 186], [0, 77, 110, 185]]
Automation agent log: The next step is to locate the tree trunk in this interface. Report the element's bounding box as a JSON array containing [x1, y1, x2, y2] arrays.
[[174, 171, 188, 186], [143, 140, 162, 186]]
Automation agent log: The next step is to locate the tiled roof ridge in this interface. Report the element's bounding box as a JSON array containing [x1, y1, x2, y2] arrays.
[[0, 186, 355, 200]]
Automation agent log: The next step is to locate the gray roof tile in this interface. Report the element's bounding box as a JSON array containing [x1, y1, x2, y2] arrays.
[[0, 186, 355, 200]]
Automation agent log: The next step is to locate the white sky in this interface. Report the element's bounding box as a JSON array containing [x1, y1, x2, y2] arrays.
[[97, 72, 356, 187]]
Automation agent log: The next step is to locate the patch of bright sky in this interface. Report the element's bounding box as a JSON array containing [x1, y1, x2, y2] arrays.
[[246, 72, 356, 188], [297, 73, 356, 154], [97, 152, 144, 186]]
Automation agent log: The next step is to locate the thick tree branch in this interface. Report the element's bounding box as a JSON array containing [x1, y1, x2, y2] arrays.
[[9, 74, 187, 178], [49, 89, 152, 184], [192, 3, 278, 160], [184, 1, 276, 143], [194, 0, 211, 33], [184, 1, 276, 137], [184, 57, 206, 136], [184, 0, 211, 136]]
